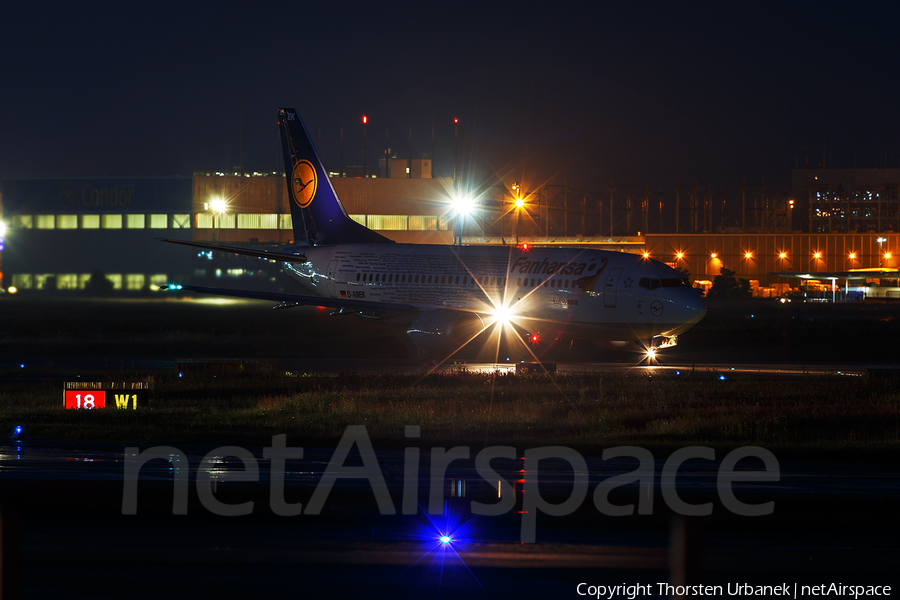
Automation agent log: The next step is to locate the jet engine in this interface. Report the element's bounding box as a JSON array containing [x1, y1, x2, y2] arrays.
[[406, 309, 486, 359]]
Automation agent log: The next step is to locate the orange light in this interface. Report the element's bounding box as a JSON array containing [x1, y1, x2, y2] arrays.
[[514, 198, 524, 208], [849, 252, 856, 260], [676, 252, 684, 260], [814, 252, 821, 259], [710, 252, 717, 259], [779, 252, 787, 259], [642, 252, 650, 259], [886, 253, 892, 259], [745, 252, 753, 259]]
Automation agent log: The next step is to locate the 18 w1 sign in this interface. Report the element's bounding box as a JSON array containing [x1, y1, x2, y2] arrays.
[[63, 383, 149, 410]]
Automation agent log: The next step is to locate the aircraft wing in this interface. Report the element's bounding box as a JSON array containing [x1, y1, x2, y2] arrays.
[[157, 238, 308, 262], [160, 284, 419, 314]]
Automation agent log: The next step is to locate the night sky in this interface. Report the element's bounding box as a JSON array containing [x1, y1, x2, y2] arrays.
[[2, 2, 899, 193]]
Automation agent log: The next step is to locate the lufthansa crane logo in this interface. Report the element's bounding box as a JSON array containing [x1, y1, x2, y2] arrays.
[[291, 160, 317, 208]]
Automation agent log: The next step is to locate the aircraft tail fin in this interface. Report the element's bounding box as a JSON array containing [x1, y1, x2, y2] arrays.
[[277, 108, 393, 246]]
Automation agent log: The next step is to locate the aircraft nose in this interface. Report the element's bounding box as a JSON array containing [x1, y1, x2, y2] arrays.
[[683, 290, 707, 323]]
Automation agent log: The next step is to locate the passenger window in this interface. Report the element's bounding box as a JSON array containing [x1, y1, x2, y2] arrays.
[[388, 274, 393, 282], [441, 275, 446, 284], [428, 275, 433, 284], [517, 278, 522, 286], [356, 273, 361, 281], [551, 279, 555, 287], [415, 275, 419, 283], [455, 276, 460, 284]]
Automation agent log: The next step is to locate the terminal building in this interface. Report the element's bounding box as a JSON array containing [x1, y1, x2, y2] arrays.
[[2, 168, 899, 297]]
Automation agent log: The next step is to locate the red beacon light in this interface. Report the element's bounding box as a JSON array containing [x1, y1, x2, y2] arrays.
[[362, 115, 367, 124]]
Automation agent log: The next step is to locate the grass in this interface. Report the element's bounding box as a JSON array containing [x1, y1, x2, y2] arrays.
[[3, 370, 898, 458]]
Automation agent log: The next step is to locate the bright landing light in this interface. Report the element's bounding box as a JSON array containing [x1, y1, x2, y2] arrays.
[[490, 305, 513, 325], [646, 347, 657, 360]]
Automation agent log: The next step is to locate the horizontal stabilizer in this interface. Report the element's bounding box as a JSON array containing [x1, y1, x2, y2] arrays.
[[157, 238, 307, 262]]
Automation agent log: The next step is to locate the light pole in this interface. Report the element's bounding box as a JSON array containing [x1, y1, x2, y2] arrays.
[[362, 115, 368, 179], [452, 193, 473, 246], [206, 198, 228, 243], [512, 183, 524, 244]]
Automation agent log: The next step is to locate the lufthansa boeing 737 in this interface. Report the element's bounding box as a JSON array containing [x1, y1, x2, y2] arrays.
[[160, 108, 706, 361]]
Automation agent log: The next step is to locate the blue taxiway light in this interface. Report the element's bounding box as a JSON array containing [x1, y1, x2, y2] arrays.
[[439, 535, 451, 545], [719, 375, 727, 380], [14, 425, 23, 436]]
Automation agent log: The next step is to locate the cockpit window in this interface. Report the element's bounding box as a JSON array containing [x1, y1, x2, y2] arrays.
[[661, 278, 690, 287]]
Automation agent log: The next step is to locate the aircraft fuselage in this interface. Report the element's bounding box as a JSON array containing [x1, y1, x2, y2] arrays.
[[283, 243, 706, 343]]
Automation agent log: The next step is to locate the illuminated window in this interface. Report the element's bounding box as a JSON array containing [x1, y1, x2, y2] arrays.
[[368, 215, 408, 230], [149, 274, 168, 289], [438, 216, 451, 230], [237, 214, 278, 229], [126, 274, 145, 290], [226, 269, 244, 276], [172, 214, 191, 229], [57, 215, 78, 229], [56, 274, 78, 289], [11, 215, 33, 229], [34, 274, 55, 289], [36, 215, 55, 229], [126, 214, 145, 228], [106, 274, 122, 290], [409, 216, 438, 230], [78, 274, 92, 289], [197, 213, 213, 228], [350, 214, 366, 226], [279, 214, 293, 229], [11, 274, 32, 289], [102, 214, 123, 229], [214, 213, 235, 228], [81, 215, 100, 229], [148, 214, 167, 228]]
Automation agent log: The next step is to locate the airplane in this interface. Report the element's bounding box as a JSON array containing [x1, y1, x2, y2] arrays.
[[159, 108, 706, 362]]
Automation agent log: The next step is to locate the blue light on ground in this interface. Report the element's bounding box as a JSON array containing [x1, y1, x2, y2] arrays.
[[439, 535, 451, 545], [14, 425, 23, 436]]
